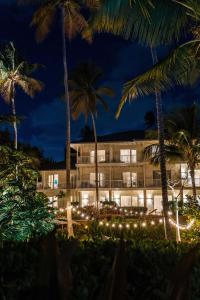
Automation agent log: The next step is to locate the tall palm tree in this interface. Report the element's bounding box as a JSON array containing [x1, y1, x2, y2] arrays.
[[70, 62, 114, 209], [0, 42, 43, 150], [144, 105, 200, 201], [21, 0, 100, 237], [87, 0, 190, 238]]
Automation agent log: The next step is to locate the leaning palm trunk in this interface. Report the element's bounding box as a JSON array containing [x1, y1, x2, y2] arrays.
[[190, 166, 196, 201], [151, 48, 172, 240], [61, 6, 73, 238], [91, 113, 99, 210], [11, 97, 17, 150]]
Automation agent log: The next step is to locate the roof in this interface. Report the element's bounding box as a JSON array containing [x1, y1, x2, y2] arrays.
[[72, 130, 149, 144]]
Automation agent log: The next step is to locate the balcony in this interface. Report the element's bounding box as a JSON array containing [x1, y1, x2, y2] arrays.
[[77, 154, 137, 164], [77, 180, 144, 189], [37, 182, 76, 190]]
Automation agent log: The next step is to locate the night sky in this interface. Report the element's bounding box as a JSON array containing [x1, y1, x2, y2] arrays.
[[0, 0, 200, 161]]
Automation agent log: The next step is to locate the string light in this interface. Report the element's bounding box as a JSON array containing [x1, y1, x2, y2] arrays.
[[169, 217, 195, 230]]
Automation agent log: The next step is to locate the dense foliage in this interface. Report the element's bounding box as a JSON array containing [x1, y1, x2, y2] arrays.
[[0, 239, 200, 300], [0, 146, 55, 241]]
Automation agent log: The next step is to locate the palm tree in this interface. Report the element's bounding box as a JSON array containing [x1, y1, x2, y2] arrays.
[[87, 0, 190, 238], [0, 42, 43, 150], [144, 105, 200, 201], [20, 0, 100, 237], [70, 62, 114, 209]]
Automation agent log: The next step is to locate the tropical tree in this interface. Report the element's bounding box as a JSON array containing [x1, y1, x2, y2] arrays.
[[0, 146, 55, 241], [87, 0, 191, 238], [0, 42, 43, 150], [144, 105, 200, 201], [21, 0, 100, 237], [70, 62, 114, 209]]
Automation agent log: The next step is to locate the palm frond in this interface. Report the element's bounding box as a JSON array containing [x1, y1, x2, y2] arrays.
[[96, 86, 115, 97], [174, 0, 200, 20], [31, 3, 56, 42], [88, 0, 189, 46], [0, 79, 13, 103], [17, 76, 44, 97], [64, 1, 88, 40], [116, 40, 199, 118]]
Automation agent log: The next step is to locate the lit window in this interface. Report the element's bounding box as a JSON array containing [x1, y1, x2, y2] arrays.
[[90, 173, 105, 187], [90, 150, 105, 163], [121, 196, 132, 207], [123, 172, 137, 187], [82, 193, 89, 207], [48, 174, 59, 189], [48, 196, 58, 207], [120, 149, 137, 163]]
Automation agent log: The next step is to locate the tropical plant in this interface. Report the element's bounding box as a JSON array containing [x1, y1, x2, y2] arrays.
[[0, 147, 55, 241], [22, 0, 100, 237], [144, 105, 200, 200], [0, 146, 39, 185], [70, 62, 114, 209], [0, 42, 43, 150]]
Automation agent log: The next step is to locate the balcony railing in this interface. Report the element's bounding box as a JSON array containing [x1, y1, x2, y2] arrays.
[[77, 155, 137, 164], [37, 177, 200, 190], [77, 180, 144, 189], [37, 182, 76, 190]]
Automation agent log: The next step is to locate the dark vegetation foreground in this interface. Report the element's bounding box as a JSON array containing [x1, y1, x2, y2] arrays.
[[0, 235, 200, 300]]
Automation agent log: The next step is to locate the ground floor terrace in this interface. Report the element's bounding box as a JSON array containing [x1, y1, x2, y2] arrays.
[[45, 187, 199, 214]]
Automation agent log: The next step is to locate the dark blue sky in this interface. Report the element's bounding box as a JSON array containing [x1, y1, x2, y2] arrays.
[[0, 0, 199, 160]]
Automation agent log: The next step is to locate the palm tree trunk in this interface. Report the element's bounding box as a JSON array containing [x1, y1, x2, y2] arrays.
[[11, 97, 17, 150], [190, 166, 196, 201], [91, 113, 99, 210], [61, 6, 73, 238], [151, 48, 172, 240]]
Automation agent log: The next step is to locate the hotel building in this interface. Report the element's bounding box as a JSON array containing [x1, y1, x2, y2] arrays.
[[37, 131, 200, 214]]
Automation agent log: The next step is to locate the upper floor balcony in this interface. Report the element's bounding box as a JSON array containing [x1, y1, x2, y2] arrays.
[[77, 153, 138, 165]]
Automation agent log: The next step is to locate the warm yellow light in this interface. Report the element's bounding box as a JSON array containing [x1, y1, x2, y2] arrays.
[[106, 223, 109, 227], [99, 221, 103, 226], [134, 223, 138, 228], [151, 221, 155, 225], [119, 224, 123, 229], [159, 218, 163, 223], [126, 224, 130, 229], [142, 222, 146, 227]]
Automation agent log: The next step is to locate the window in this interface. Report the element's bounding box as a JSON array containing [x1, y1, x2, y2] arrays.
[[48, 196, 58, 207], [120, 149, 137, 163], [123, 172, 137, 187], [153, 171, 171, 186], [90, 150, 105, 163], [82, 193, 89, 207], [121, 196, 132, 207], [154, 196, 163, 213], [90, 173, 105, 187], [132, 196, 138, 207], [146, 197, 153, 210], [181, 164, 200, 187], [121, 196, 139, 207], [48, 174, 59, 189]]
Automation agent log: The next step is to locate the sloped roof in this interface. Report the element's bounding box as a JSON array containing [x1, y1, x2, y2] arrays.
[[72, 130, 147, 143]]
